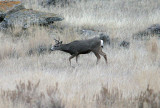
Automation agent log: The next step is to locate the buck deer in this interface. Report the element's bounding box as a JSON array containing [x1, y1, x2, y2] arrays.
[[51, 36, 108, 65]]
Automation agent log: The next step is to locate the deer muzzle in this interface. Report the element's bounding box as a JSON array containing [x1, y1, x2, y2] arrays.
[[50, 46, 55, 51]]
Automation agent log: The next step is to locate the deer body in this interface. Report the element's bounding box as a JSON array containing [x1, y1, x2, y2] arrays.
[[51, 37, 108, 65]]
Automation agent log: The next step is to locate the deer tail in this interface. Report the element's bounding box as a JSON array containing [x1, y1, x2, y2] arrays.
[[99, 34, 110, 45], [100, 40, 104, 48]]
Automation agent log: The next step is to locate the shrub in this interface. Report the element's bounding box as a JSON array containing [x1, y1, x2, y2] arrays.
[[0, 80, 64, 108]]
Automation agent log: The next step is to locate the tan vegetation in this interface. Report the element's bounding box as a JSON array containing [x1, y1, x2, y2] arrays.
[[0, 0, 160, 108], [0, 1, 21, 12]]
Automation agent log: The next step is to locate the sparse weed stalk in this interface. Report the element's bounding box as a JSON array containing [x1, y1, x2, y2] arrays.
[[0, 80, 64, 108]]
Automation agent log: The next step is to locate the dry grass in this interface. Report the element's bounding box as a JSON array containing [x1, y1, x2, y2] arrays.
[[0, 0, 160, 108]]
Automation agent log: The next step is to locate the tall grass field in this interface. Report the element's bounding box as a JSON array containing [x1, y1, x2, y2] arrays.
[[0, 0, 160, 108]]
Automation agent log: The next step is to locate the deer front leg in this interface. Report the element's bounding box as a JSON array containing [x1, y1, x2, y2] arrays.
[[94, 52, 101, 65], [99, 49, 107, 64], [69, 54, 76, 66]]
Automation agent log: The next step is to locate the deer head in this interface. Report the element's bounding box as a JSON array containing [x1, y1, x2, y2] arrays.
[[51, 39, 63, 51]]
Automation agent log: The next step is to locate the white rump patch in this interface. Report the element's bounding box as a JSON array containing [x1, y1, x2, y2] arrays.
[[101, 40, 104, 47]]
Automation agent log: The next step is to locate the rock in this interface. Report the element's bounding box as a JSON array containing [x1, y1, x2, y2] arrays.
[[0, 1, 21, 13], [0, 21, 8, 30], [80, 29, 131, 49], [80, 29, 111, 44], [133, 24, 160, 40], [0, 13, 5, 22], [0, 2, 63, 30], [120, 40, 130, 48], [45, 17, 63, 24], [42, 0, 78, 7], [0, 1, 21, 23], [106, 38, 131, 49], [99, 33, 110, 45], [80, 29, 100, 37], [6, 4, 25, 15], [42, 0, 57, 6], [148, 24, 160, 34], [80, 29, 110, 45], [80, 29, 109, 37]]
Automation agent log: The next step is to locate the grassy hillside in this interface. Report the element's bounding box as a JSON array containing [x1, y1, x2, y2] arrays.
[[0, 0, 160, 108]]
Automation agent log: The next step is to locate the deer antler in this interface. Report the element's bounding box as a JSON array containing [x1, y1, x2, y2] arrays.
[[54, 39, 59, 43]]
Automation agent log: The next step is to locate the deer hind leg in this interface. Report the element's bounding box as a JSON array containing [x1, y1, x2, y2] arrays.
[[99, 49, 108, 64], [69, 54, 76, 66], [93, 52, 101, 65], [76, 55, 79, 64]]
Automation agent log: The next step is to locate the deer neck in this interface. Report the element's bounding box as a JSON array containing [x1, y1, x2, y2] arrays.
[[59, 44, 70, 53]]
